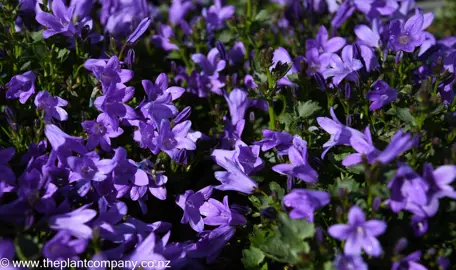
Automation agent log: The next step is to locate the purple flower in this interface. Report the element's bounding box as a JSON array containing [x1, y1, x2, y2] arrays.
[[328, 206, 387, 257], [111, 147, 149, 187], [322, 45, 363, 86], [255, 129, 293, 155], [151, 24, 179, 51], [307, 26, 346, 54], [176, 186, 213, 232], [187, 225, 236, 263], [84, 56, 134, 92], [333, 254, 368, 270], [423, 163, 456, 199], [192, 48, 226, 79], [282, 189, 330, 222], [70, 0, 93, 20], [386, 164, 428, 213], [305, 48, 331, 76], [342, 127, 380, 166], [126, 17, 151, 43], [199, 195, 246, 227], [82, 114, 123, 152], [5, 71, 36, 104], [67, 151, 116, 183], [355, 20, 381, 48], [34, 91, 68, 122], [102, 0, 148, 37], [45, 124, 87, 163], [93, 84, 136, 130], [48, 204, 97, 239], [212, 140, 263, 175], [220, 118, 245, 149], [317, 107, 365, 157], [331, 0, 356, 29], [389, 14, 426, 53], [43, 231, 88, 260], [366, 80, 398, 110], [202, 0, 235, 30], [0, 148, 16, 189], [272, 136, 318, 184], [224, 88, 250, 125], [169, 0, 192, 25], [133, 121, 159, 154], [35, 0, 76, 39], [375, 129, 414, 164], [271, 47, 302, 86], [228, 41, 246, 65], [392, 251, 427, 270], [156, 119, 197, 159], [213, 154, 258, 194], [127, 231, 167, 264]]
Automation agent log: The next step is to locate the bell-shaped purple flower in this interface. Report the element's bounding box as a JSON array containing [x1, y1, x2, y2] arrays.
[[214, 157, 258, 194], [355, 20, 381, 48], [133, 121, 159, 154], [5, 71, 36, 104], [423, 163, 456, 199], [151, 24, 179, 51], [34, 91, 68, 122], [199, 196, 246, 227], [45, 124, 87, 163], [273, 136, 318, 184], [126, 17, 151, 44], [191, 48, 226, 79], [84, 56, 134, 92], [156, 119, 197, 159], [176, 186, 213, 232], [48, 204, 97, 239], [333, 254, 368, 270], [82, 114, 123, 152], [328, 206, 387, 257], [307, 25, 346, 54], [111, 147, 149, 187], [322, 45, 363, 86], [202, 0, 235, 30], [67, 151, 116, 183], [282, 189, 330, 222], [389, 14, 426, 53], [169, 0, 192, 25], [43, 231, 88, 260], [392, 251, 427, 270], [255, 129, 293, 155], [366, 80, 398, 110], [187, 225, 236, 264], [212, 140, 263, 176], [35, 0, 76, 38]]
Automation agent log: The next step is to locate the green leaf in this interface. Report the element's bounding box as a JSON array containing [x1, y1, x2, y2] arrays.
[[242, 247, 265, 269], [297, 101, 321, 119], [269, 182, 285, 199], [218, 30, 233, 43], [278, 213, 315, 241], [166, 50, 181, 60], [397, 107, 415, 125], [30, 30, 44, 42], [255, 10, 270, 22], [324, 261, 336, 270], [57, 48, 70, 61]]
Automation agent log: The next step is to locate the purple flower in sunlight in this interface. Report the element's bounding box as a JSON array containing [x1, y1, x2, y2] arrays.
[[374, 130, 414, 164], [152, 25, 179, 51], [220, 118, 245, 149], [322, 45, 363, 86], [256, 129, 293, 155], [70, 0, 93, 20], [224, 88, 250, 125], [366, 80, 398, 110], [334, 254, 368, 270], [176, 186, 213, 232], [271, 47, 301, 86], [411, 216, 428, 236], [111, 147, 149, 187], [48, 204, 97, 239], [307, 25, 346, 54], [305, 48, 331, 76], [203, 0, 235, 30], [282, 189, 330, 222], [67, 151, 116, 183], [126, 17, 151, 43], [43, 231, 88, 260], [386, 164, 428, 213], [342, 127, 380, 166], [317, 107, 365, 157], [423, 163, 456, 199], [84, 56, 134, 92], [82, 114, 123, 152], [355, 20, 381, 48], [228, 41, 246, 65], [133, 121, 159, 154], [212, 140, 263, 175], [0, 148, 16, 189], [328, 206, 387, 257], [192, 48, 226, 79], [214, 156, 258, 194], [200, 196, 246, 227], [93, 84, 136, 130], [45, 124, 87, 162], [169, 0, 193, 25], [35, 0, 76, 38], [34, 91, 68, 122], [273, 136, 318, 184], [127, 231, 167, 264], [331, 0, 356, 29], [6, 71, 36, 104], [358, 44, 379, 72], [389, 14, 426, 53], [156, 119, 197, 159], [392, 251, 427, 270]]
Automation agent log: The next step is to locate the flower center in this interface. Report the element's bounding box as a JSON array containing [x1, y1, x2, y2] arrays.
[[399, 35, 410, 45], [186, 200, 195, 208], [162, 137, 177, 150], [94, 123, 107, 135], [81, 164, 96, 178], [380, 94, 389, 100]]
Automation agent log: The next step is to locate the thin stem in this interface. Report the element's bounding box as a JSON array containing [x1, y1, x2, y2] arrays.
[[268, 100, 276, 130]]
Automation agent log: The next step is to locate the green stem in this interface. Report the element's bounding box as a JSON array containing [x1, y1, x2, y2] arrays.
[[268, 100, 276, 130]]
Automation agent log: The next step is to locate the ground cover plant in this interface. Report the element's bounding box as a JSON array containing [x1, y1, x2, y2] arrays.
[[1, 0, 456, 269]]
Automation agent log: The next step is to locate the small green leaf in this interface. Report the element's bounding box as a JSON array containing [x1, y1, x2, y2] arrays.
[[30, 30, 44, 42], [324, 261, 336, 270], [57, 48, 70, 61], [397, 107, 415, 125], [255, 10, 270, 22], [269, 182, 285, 199], [297, 101, 321, 119], [166, 50, 181, 60], [242, 247, 265, 269], [218, 30, 233, 43]]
